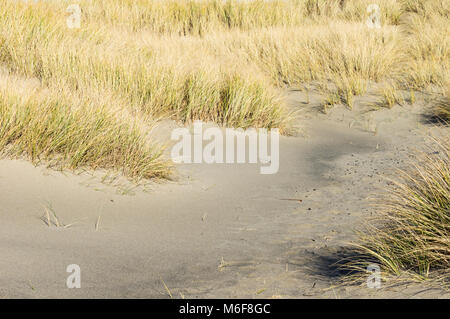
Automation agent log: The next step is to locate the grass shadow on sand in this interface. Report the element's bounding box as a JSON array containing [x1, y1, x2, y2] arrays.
[[298, 247, 379, 281], [420, 95, 449, 125], [420, 112, 449, 126]]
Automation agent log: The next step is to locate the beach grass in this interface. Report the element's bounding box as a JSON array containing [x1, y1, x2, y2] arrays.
[[0, 0, 448, 178], [347, 133, 449, 284]]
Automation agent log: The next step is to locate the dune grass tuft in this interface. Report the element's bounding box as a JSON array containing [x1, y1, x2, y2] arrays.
[[350, 134, 450, 283], [433, 92, 450, 122], [0, 74, 170, 180]]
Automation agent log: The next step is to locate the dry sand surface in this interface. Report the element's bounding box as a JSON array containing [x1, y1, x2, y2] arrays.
[[0, 90, 449, 298]]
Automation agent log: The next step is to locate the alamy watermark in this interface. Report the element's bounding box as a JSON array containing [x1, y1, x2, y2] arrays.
[[367, 4, 381, 29], [16, 0, 81, 29], [171, 121, 280, 174], [66, 264, 81, 288], [367, 263, 381, 289]]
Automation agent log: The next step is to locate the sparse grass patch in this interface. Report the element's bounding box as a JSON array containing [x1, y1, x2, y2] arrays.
[[40, 202, 76, 228], [378, 81, 405, 108]]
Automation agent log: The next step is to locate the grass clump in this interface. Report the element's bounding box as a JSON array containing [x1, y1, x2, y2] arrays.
[[432, 90, 450, 122], [0, 75, 170, 181], [352, 134, 450, 283]]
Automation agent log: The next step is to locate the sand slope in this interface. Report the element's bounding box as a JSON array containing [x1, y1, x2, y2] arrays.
[[0, 91, 448, 298]]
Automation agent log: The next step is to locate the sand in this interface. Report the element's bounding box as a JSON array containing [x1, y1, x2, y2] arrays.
[[0, 89, 449, 298]]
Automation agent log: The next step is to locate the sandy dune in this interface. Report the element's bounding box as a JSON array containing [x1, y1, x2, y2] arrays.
[[0, 91, 448, 298]]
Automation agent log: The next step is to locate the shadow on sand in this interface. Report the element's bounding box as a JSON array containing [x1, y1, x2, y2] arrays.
[[297, 246, 378, 281]]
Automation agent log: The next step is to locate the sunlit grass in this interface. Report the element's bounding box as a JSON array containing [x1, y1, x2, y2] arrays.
[[0, 0, 447, 179], [349, 134, 449, 283], [0, 71, 171, 180]]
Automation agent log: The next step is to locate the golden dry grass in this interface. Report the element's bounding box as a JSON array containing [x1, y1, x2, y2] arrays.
[[0, 0, 448, 178], [433, 90, 450, 122], [348, 134, 449, 284], [0, 68, 171, 180]]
